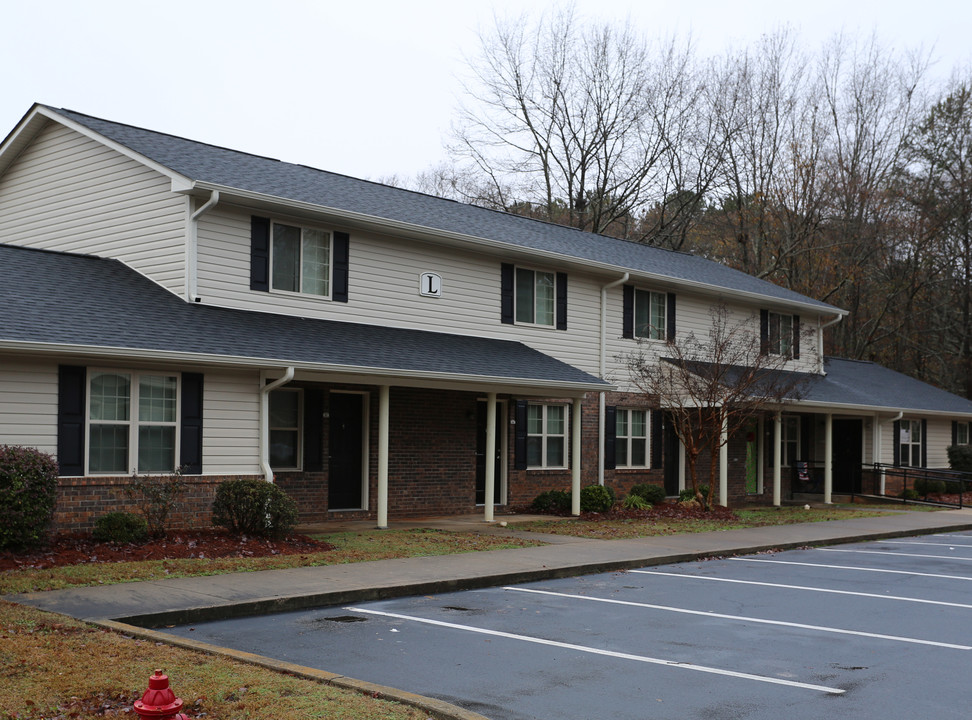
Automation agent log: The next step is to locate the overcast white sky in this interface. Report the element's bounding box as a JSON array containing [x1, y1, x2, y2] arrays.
[[2, 0, 970, 180]]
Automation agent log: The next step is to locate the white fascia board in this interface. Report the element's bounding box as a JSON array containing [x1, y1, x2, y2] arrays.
[[0, 341, 611, 397], [772, 398, 972, 419], [185, 180, 844, 318], [35, 106, 193, 188]]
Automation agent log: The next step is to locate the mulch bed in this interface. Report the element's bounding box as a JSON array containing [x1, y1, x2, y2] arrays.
[[0, 531, 335, 571]]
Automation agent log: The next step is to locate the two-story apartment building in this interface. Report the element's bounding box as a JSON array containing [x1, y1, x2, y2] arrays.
[[3, 104, 972, 532]]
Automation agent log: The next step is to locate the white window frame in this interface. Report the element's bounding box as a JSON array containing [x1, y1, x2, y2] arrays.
[[615, 408, 650, 468], [527, 403, 568, 469], [269, 388, 303, 471], [767, 312, 794, 357], [899, 419, 923, 467], [515, 266, 556, 327], [86, 370, 180, 476], [781, 415, 800, 467], [270, 220, 332, 298], [634, 289, 667, 341]]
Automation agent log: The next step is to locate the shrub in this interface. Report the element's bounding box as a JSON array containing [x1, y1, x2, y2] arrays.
[[629, 483, 666, 505], [947, 444, 972, 473], [679, 485, 710, 503], [93, 512, 148, 544], [900, 488, 920, 501], [0, 445, 59, 550], [211, 478, 299, 538], [531, 489, 571, 514], [580, 484, 615, 513], [913, 478, 946, 498], [622, 494, 652, 510], [125, 468, 186, 538]]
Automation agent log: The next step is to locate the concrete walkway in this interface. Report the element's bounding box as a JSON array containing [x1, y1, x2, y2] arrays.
[[11, 506, 972, 627]]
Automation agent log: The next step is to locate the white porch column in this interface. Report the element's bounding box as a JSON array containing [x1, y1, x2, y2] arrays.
[[873, 413, 885, 495], [824, 412, 833, 504], [484, 392, 497, 523], [377, 385, 390, 529], [773, 411, 782, 506], [571, 398, 583, 516], [678, 438, 686, 493], [719, 410, 728, 507]]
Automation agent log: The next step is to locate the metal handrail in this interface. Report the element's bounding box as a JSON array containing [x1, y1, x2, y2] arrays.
[[858, 463, 971, 508]]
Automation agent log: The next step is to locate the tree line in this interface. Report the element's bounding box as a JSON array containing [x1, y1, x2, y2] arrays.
[[395, 8, 972, 398]]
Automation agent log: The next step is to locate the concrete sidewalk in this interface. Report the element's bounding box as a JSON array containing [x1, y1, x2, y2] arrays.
[[10, 506, 972, 627]]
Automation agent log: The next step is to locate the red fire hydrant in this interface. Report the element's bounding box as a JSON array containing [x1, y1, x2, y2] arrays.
[[133, 669, 189, 720]]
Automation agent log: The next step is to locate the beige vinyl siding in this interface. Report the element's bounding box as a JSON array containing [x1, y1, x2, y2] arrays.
[[925, 418, 953, 468], [0, 121, 187, 294], [202, 369, 261, 475], [195, 207, 604, 374], [0, 357, 59, 454]]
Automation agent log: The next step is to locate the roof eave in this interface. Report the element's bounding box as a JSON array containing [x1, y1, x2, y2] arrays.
[[0, 340, 611, 397]]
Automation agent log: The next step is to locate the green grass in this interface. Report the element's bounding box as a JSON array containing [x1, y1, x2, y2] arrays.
[[0, 529, 543, 595], [512, 505, 902, 539]]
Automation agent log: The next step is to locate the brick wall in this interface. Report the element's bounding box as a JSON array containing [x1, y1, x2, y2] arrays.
[[52, 473, 261, 534]]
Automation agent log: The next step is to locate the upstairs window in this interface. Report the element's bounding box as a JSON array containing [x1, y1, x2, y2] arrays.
[[501, 264, 567, 330], [623, 286, 675, 341], [760, 310, 800, 359], [634, 290, 667, 340], [272, 222, 330, 297]]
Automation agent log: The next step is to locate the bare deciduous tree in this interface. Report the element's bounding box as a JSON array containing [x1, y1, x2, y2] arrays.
[[622, 305, 811, 509]]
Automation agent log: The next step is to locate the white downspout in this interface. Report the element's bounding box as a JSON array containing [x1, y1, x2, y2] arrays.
[[187, 190, 220, 302], [598, 272, 629, 484], [878, 410, 903, 495], [817, 314, 843, 374], [260, 367, 295, 482]]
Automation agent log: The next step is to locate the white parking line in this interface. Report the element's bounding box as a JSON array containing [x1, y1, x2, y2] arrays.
[[818, 548, 972, 562], [628, 569, 972, 609], [731, 557, 972, 581], [501, 586, 972, 650], [344, 606, 845, 694]]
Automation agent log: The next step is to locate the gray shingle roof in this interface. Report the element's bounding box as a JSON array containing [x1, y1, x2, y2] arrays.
[[804, 358, 972, 415], [50, 107, 841, 314], [0, 244, 607, 390]]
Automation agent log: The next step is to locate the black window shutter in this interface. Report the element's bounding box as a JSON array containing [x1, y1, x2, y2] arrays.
[[303, 389, 325, 472], [921, 419, 928, 467], [556, 272, 568, 330], [501, 263, 515, 324], [514, 399, 528, 470], [892, 420, 901, 466], [952, 421, 958, 446], [792, 315, 800, 359], [250, 216, 270, 291], [57, 365, 86, 476], [666, 293, 676, 341], [332, 231, 350, 303], [759, 309, 769, 355], [651, 410, 664, 469], [604, 405, 617, 471], [622, 285, 634, 338], [179, 373, 204, 474]]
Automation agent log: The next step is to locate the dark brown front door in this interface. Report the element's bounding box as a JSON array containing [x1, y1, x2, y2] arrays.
[[476, 401, 503, 505], [833, 419, 863, 493]]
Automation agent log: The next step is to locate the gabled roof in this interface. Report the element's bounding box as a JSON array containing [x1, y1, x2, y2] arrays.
[[11, 105, 842, 316], [0, 244, 608, 395]]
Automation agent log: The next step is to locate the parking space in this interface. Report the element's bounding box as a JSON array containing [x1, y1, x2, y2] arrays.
[[165, 532, 972, 719]]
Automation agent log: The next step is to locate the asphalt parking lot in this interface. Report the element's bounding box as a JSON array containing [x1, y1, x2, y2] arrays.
[[165, 531, 972, 719]]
